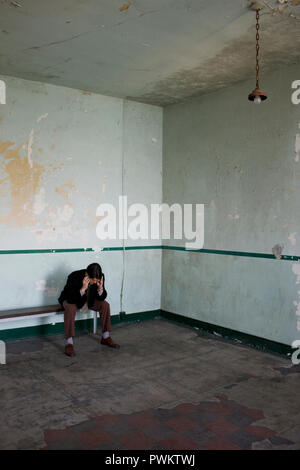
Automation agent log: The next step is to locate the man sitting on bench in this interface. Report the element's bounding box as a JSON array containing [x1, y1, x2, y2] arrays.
[[59, 262, 120, 357]]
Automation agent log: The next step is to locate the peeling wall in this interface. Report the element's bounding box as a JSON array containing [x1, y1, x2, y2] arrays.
[[0, 75, 162, 314], [162, 63, 300, 346]]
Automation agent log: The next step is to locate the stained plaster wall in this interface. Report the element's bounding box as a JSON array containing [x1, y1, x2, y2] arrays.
[[162, 63, 300, 346], [0, 75, 162, 331]]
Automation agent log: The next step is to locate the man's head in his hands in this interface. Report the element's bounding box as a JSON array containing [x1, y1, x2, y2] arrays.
[[86, 262, 103, 285]]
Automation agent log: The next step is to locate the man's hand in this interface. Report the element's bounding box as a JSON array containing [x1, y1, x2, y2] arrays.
[[82, 275, 90, 292], [96, 275, 103, 291]]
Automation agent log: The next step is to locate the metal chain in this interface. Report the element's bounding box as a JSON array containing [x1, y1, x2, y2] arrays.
[[256, 9, 260, 89]]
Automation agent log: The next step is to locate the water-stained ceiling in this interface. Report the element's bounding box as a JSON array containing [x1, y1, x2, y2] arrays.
[[0, 0, 299, 106]]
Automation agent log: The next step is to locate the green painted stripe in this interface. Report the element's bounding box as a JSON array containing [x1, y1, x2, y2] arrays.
[[162, 246, 300, 261], [0, 245, 298, 261], [0, 248, 93, 255], [0, 246, 162, 255], [0, 310, 161, 342], [1, 308, 291, 358], [160, 310, 293, 357]]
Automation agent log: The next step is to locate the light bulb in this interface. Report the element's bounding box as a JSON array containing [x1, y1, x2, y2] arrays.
[[254, 95, 261, 104]]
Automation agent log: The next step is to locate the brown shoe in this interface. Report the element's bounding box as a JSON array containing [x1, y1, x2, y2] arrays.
[[101, 336, 120, 349], [65, 343, 75, 356]]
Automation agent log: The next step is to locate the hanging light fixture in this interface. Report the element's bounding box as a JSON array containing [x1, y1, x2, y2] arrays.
[[248, 6, 267, 104]]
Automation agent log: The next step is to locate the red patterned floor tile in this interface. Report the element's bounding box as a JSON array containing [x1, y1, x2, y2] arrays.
[[47, 436, 85, 450], [119, 430, 155, 450], [77, 427, 111, 449], [174, 403, 200, 414], [125, 411, 161, 429], [40, 397, 273, 452], [204, 437, 242, 450], [43, 428, 74, 443], [165, 416, 199, 433], [242, 408, 265, 420], [205, 419, 239, 435], [92, 414, 121, 426], [159, 435, 199, 450], [215, 394, 228, 401], [244, 425, 277, 440], [203, 402, 235, 416]]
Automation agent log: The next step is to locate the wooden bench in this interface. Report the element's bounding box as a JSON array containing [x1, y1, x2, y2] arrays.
[[0, 304, 99, 334]]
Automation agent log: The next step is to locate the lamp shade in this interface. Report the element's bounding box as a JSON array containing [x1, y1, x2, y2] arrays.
[[248, 87, 267, 101]]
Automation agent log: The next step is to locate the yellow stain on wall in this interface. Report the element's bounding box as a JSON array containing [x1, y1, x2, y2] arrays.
[[55, 181, 75, 202], [120, 1, 131, 12], [48, 162, 64, 171], [0, 176, 8, 198], [0, 140, 45, 226], [0, 141, 15, 154]]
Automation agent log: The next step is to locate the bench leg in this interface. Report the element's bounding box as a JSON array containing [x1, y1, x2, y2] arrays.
[[93, 311, 97, 334]]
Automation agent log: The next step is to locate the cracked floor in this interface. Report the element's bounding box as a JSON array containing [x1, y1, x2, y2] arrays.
[[0, 317, 299, 450]]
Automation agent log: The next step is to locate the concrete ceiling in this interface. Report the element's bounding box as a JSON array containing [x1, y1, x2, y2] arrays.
[[0, 0, 300, 106]]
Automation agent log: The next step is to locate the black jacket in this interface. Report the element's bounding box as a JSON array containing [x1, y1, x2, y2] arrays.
[[58, 269, 107, 309]]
